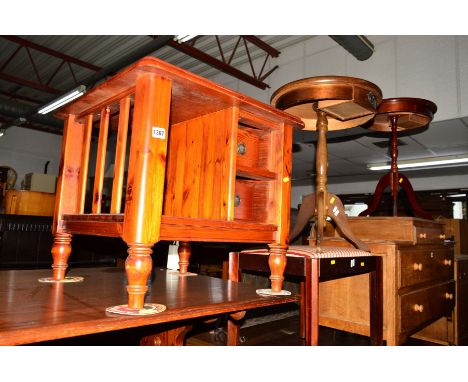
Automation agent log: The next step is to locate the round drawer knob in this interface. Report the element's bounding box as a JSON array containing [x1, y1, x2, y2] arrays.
[[237, 143, 247, 155], [419, 232, 427, 239], [439, 234, 446, 240], [413, 263, 423, 271], [234, 194, 241, 207], [444, 259, 452, 266], [445, 292, 454, 300], [413, 304, 424, 313]]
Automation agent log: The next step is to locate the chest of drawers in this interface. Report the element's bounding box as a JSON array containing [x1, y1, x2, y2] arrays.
[[412, 255, 468, 345], [317, 217, 454, 345]]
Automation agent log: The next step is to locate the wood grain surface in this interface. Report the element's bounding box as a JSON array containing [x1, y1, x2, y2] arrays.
[[0, 267, 298, 345]]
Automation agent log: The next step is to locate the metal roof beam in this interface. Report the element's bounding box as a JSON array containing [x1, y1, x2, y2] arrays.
[[0, 35, 102, 72], [167, 37, 276, 89]]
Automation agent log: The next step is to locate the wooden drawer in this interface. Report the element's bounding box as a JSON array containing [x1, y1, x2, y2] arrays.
[[399, 247, 454, 288], [236, 125, 273, 175], [346, 217, 445, 244], [234, 179, 275, 224], [400, 281, 455, 334], [414, 225, 446, 243], [236, 126, 261, 168]]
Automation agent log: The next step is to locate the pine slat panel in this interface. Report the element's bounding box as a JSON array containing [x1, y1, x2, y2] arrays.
[[181, 117, 203, 217], [163, 119, 186, 216], [197, 116, 216, 218], [78, 114, 93, 213], [92, 107, 110, 213], [110, 96, 131, 213]]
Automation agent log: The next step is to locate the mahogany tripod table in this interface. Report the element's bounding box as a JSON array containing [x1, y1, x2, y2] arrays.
[[359, 97, 437, 219], [0, 267, 298, 345], [271, 76, 382, 250], [47, 57, 303, 313]]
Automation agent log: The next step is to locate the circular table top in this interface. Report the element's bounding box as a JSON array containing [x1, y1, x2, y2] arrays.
[[271, 76, 382, 131], [369, 97, 437, 132]]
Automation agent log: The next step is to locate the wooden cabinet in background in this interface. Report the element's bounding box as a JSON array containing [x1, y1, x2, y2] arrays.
[[4, 190, 55, 217], [412, 219, 468, 345], [440, 218, 468, 255], [413, 255, 468, 345], [317, 217, 454, 346]]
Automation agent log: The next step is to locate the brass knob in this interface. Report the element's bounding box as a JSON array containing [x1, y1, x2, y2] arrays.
[[444, 259, 452, 266], [445, 292, 454, 300], [413, 304, 424, 313], [237, 143, 246, 155], [439, 234, 446, 240], [234, 194, 241, 207], [413, 263, 423, 271], [419, 232, 427, 239]]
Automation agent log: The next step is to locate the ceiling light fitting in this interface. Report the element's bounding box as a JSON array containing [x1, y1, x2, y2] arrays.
[[37, 85, 86, 115], [174, 35, 197, 44], [368, 154, 468, 171], [447, 193, 466, 198]]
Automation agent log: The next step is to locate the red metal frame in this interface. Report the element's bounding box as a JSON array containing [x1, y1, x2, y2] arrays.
[[167, 35, 280, 89], [0, 36, 101, 100]]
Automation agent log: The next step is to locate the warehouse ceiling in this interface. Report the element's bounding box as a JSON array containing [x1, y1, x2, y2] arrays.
[[0, 35, 312, 134], [0, 35, 467, 189]]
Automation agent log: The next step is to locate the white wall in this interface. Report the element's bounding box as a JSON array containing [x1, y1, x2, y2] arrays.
[[209, 35, 468, 122], [207, 35, 468, 205], [0, 126, 62, 189]]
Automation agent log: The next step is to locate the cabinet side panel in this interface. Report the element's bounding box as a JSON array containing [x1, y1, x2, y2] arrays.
[[164, 107, 237, 220]]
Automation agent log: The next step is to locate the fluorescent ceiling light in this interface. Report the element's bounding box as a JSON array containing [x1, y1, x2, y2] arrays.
[[368, 154, 468, 171], [174, 35, 197, 43], [447, 193, 466, 198], [37, 85, 86, 115]]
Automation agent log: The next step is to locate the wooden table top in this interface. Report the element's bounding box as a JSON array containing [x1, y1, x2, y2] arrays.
[[0, 267, 298, 345], [370, 97, 437, 132], [270, 75, 382, 131]]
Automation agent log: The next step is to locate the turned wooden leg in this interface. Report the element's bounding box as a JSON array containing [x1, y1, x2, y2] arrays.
[[389, 115, 399, 217], [268, 244, 287, 292], [51, 232, 72, 280], [125, 243, 153, 309], [314, 108, 328, 247], [178, 241, 191, 274]]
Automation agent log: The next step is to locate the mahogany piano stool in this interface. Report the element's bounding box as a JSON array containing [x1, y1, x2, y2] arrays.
[[228, 246, 383, 346], [359, 97, 437, 218], [47, 56, 303, 313]]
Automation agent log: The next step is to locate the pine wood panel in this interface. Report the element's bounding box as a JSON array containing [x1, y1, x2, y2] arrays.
[[164, 108, 237, 220], [78, 114, 93, 213], [110, 96, 131, 213], [92, 107, 110, 214]]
